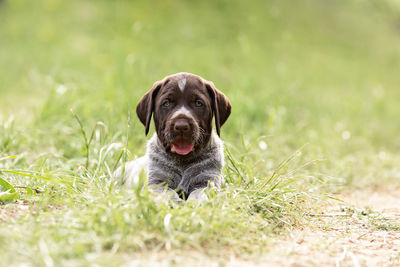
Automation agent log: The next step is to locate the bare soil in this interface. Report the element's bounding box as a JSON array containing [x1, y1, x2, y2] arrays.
[[267, 189, 400, 266]]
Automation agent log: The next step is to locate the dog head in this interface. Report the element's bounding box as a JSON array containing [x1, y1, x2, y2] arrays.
[[136, 72, 231, 156]]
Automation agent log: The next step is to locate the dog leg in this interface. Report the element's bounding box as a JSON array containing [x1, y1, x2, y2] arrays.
[[114, 156, 148, 186], [150, 184, 182, 202], [187, 188, 208, 201]]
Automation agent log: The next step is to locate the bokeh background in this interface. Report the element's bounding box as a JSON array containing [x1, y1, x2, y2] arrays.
[[1, 0, 400, 186], [1, 1, 400, 265]]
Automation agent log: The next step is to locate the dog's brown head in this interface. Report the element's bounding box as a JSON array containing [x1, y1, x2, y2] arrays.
[[136, 72, 231, 157]]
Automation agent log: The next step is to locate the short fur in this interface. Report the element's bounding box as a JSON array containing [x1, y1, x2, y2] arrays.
[[116, 72, 231, 200]]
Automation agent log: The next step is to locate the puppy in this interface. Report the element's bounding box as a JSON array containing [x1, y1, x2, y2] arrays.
[[116, 72, 231, 201]]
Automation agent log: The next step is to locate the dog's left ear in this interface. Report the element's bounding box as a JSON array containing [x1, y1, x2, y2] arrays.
[[206, 81, 232, 136], [136, 81, 162, 135]]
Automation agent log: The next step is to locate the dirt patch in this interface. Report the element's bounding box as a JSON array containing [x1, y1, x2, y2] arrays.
[[267, 189, 400, 266], [0, 200, 30, 222]]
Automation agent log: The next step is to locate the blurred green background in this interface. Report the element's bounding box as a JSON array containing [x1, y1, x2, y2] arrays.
[[1, 0, 400, 187], [1, 0, 400, 265]]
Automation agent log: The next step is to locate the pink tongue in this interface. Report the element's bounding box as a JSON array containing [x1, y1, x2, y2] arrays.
[[172, 141, 194, 155]]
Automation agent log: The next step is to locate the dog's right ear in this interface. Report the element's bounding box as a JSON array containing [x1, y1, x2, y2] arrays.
[[136, 81, 162, 135]]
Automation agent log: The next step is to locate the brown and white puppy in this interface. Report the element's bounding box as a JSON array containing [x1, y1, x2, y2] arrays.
[[116, 72, 231, 201]]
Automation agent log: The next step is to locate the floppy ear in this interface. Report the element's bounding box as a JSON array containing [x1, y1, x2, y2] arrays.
[[136, 81, 162, 135], [205, 82, 232, 136]]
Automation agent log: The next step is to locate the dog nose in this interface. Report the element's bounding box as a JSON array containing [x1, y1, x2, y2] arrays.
[[174, 119, 190, 133]]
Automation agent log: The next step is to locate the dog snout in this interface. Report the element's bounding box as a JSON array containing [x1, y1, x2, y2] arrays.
[[174, 119, 191, 133]]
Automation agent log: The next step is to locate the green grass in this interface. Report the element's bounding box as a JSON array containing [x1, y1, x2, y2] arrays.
[[1, 0, 400, 265]]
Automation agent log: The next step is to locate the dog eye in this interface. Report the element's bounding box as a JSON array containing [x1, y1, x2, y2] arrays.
[[195, 100, 203, 107], [162, 100, 170, 107]]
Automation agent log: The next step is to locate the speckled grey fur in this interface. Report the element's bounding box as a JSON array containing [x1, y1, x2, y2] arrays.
[[146, 132, 224, 196], [114, 132, 224, 200]]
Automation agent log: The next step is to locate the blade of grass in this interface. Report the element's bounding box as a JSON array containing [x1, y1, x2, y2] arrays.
[[71, 109, 90, 169], [0, 155, 18, 161], [0, 176, 16, 192], [0, 177, 19, 201], [0, 169, 73, 186], [258, 144, 307, 190]]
